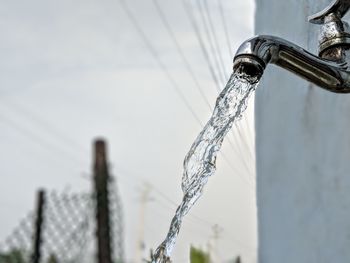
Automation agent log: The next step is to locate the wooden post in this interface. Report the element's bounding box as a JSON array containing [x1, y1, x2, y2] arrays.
[[93, 139, 112, 263], [32, 189, 45, 263]]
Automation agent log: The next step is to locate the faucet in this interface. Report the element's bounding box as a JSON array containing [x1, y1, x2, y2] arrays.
[[233, 0, 350, 93]]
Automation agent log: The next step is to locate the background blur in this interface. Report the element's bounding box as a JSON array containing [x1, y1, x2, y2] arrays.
[[0, 0, 256, 262]]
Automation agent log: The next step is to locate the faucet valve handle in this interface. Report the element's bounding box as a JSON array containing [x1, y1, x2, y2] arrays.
[[308, 0, 350, 57], [308, 0, 350, 24]]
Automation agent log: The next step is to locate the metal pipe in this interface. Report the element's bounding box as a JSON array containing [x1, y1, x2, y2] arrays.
[[233, 35, 350, 93]]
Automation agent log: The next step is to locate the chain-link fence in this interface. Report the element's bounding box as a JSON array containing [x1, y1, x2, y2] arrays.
[[0, 181, 124, 263]]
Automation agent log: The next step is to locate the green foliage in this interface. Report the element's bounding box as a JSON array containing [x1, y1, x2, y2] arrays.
[[0, 249, 26, 263], [0, 250, 60, 263], [47, 254, 59, 263], [190, 246, 210, 263]]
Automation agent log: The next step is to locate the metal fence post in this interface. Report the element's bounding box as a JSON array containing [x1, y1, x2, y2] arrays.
[[32, 189, 45, 263]]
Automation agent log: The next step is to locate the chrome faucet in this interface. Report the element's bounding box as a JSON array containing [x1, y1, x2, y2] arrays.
[[233, 0, 350, 93]]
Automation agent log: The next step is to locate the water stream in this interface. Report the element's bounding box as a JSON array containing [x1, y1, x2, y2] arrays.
[[151, 70, 259, 262]]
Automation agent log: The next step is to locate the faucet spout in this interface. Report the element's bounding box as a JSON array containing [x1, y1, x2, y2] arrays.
[[233, 35, 350, 93]]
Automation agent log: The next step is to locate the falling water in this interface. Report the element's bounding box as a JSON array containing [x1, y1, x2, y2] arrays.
[[151, 71, 260, 263]]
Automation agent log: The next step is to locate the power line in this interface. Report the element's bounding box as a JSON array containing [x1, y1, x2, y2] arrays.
[[224, 131, 255, 177], [241, 109, 255, 152], [182, 0, 222, 92], [182, 0, 256, 177], [118, 166, 228, 220], [116, 170, 256, 253], [233, 122, 255, 164], [208, 0, 256, 162], [225, 124, 255, 175], [0, 100, 92, 175], [215, 0, 257, 164], [118, 0, 254, 183], [118, 0, 203, 127], [114, 165, 255, 227], [153, 0, 254, 177], [216, 0, 233, 57], [193, 0, 226, 86], [0, 112, 84, 169], [202, 0, 229, 81], [1, 100, 89, 157], [187, 0, 255, 168], [219, 152, 255, 189], [152, 0, 213, 112]]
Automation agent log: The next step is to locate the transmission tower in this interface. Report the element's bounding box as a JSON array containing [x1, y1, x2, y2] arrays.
[[134, 183, 152, 263], [209, 224, 222, 263]]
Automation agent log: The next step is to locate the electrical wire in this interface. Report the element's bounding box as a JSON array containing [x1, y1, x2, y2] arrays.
[[217, 0, 233, 56], [118, 0, 203, 127], [196, 0, 256, 166], [202, 0, 229, 81], [154, 0, 253, 176], [115, 166, 256, 252], [188, 0, 256, 168], [181, 0, 255, 176], [1, 100, 89, 157], [0, 112, 84, 169], [152, 0, 213, 112], [193, 0, 226, 85], [182, 0, 222, 92], [118, 0, 255, 182], [211, 0, 257, 163], [115, 164, 255, 225]]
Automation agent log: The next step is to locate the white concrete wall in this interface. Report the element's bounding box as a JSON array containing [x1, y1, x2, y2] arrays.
[[255, 0, 350, 262]]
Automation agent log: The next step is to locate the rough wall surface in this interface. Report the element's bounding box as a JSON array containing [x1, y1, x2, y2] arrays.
[[255, 0, 350, 262]]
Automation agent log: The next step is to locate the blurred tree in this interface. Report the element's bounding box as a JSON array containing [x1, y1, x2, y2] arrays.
[[190, 246, 210, 263]]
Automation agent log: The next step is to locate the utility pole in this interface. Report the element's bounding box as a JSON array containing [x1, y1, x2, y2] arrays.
[[32, 189, 45, 263], [135, 183, 152, 263], [210, 224, 222, 263], [93, 139, 112, 263]]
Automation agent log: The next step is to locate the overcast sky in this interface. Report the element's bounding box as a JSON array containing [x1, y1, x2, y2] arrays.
[[0, 0, 256, 262]]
